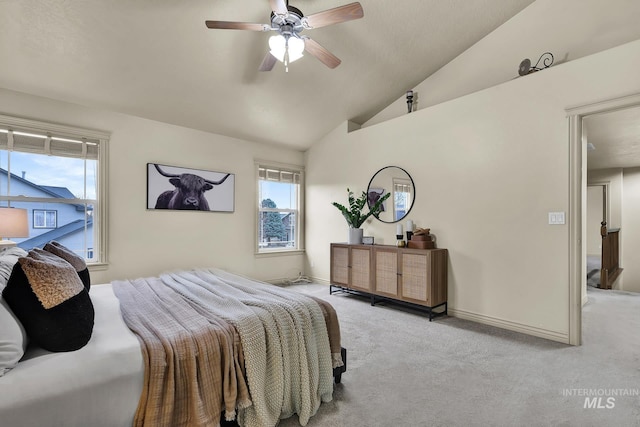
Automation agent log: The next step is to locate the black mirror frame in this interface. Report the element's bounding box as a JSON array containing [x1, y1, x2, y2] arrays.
[[367, 165, 416, 224]]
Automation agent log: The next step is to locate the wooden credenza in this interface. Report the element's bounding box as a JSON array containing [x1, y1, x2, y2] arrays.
[[330, 243, 448, 320]]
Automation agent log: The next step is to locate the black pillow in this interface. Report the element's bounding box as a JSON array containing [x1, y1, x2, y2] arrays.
[[2, 249, 94, 352], [44, 241, 91, 291]]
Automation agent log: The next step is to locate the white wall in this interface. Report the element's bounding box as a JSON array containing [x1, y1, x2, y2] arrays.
[[586, 185, 603, 256], [588, 169, 623, 229], [305, 40, 640, 343], [0, 88, 305, 284], [587, 168, 624, 290], [622, 167, 640, 293], [365, 0, 640, 127]]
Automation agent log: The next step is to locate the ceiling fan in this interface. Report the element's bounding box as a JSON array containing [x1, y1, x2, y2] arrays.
[[205, 0, 364, 72]]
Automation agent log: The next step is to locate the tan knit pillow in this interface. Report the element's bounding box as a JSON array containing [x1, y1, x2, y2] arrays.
[[18, 249, 84, 309], [43, 241, 91, 291]]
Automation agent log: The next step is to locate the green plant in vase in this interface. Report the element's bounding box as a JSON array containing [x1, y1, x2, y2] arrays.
[[332, 188, 390, 244]]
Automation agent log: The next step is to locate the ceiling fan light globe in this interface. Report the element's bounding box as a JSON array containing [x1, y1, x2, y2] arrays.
[[269, 35, 287, 62], [288, 37, 305, 62]]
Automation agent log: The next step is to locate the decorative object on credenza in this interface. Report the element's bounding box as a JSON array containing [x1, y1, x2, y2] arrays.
[[332, 188, 390, 244], [147, 163, 235, 212], [396, 222, 405, 247], [406, 90, 414, 113], [408, 227, 435, 249], [413, 227, 430, 236], [518, 52, 554, 76], [362, 236, 375, 245], [406, 219, 414, 242], [0, 207, 29, 251]]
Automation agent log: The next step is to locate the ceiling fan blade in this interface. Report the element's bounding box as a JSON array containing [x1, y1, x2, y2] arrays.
[[269, 0, 288, 15], [303, 2, 364, 29], [205, 21, 270, 31], [303, 37, 341, 69], [259, 52, 277, 72]]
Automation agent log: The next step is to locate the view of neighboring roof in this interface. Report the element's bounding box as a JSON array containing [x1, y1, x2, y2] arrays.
[[0, 168, 90, 211], [2, 167, 93, 248], [39, 185, 76, 199], [0, 167, 69, 199], [18, 219, 93, 250]]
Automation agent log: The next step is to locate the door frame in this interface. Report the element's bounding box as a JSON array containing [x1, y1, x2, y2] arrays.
[[567, 92, 640, 345]]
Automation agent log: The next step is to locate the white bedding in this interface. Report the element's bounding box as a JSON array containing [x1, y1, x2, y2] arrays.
[[0, 284, 144, 427]]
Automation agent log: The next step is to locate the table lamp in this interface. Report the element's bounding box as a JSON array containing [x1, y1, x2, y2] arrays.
[[0, 207, 29, 251]]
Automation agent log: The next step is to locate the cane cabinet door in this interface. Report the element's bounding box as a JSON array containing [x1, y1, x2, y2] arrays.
[[374, 246, 399, 298]]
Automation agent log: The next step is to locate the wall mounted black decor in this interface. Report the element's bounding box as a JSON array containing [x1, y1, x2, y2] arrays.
[[406, 90, 414, 113], [518, 52, 554, 76]]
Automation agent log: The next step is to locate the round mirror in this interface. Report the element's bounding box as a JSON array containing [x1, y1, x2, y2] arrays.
[[367, 166, 415, 223]]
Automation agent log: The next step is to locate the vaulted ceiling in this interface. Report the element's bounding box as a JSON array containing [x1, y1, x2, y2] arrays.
[[0, 0, 536, 150]]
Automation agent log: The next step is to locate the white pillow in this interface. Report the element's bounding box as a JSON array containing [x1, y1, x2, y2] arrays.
[[0, 247, 28, 290], [0, 247, 29, 376], [0, 298, 27, 376]]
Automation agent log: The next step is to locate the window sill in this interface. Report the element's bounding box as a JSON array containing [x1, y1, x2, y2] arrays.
[[255, 249, 305, 258], [88, 262, 109, 272]]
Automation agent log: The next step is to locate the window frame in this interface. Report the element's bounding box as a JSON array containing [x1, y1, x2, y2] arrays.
[[255, 161, 304, 255], [393, 178, 413, 222], [0, 114, 109, 268], [32, 209, 58, 229]]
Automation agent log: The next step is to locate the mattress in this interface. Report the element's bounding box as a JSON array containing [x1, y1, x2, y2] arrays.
[[0, 283, 144, 427]]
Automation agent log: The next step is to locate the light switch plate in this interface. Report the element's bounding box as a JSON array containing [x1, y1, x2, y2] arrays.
[[548, 212, 565, 225]]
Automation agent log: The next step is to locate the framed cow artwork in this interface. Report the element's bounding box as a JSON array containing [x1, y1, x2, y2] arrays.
[[147, 163, 235, 212]]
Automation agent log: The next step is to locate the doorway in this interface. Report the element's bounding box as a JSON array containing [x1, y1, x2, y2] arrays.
[[568, 92, 640, 345]]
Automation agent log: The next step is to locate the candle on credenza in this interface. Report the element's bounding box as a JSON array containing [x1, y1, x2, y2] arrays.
[[396, 224, 403, 236], [406, 220, 413, 232]]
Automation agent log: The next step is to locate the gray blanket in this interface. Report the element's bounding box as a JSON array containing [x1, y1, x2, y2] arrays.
[[114, 268, 338, 427]]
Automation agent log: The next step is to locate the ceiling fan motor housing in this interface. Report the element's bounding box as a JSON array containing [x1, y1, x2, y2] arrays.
[[271, 5, 305, 37]]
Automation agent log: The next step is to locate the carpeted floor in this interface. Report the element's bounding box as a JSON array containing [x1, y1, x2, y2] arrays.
[[276, 284, 640, 427]]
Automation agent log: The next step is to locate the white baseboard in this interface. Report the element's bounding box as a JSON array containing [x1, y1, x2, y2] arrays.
[[309, 276, 330, 285], [582, 294, 589, 306], [448, 307, 570, 344], [265, 276, 331, 286]]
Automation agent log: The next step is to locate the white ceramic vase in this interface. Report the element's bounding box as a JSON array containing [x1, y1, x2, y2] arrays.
[[348, 228, 363, 245]]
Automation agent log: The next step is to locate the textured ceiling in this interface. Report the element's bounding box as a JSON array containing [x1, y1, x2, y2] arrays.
[[585, 106, 640, 171], [0, 0, 535, 150]]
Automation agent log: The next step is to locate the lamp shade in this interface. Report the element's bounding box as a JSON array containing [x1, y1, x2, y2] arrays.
[[0, 208, 29, 239]]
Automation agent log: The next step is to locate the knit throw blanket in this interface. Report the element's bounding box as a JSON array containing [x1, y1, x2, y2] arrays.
[[113, 268, 340, 427]]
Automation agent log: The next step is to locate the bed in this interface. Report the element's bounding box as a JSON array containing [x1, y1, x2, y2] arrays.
[[0, 246, 344, 427]]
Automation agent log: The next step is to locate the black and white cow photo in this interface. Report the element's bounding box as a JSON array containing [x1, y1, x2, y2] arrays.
[[147, 163, 234, 212]]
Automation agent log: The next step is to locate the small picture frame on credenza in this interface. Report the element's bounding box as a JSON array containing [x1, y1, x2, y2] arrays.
[[362, 236, 374, 245]]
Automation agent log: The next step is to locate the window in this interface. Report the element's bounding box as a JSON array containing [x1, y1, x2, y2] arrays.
[[0, 114, 109, 264], [257, 163, 303, 253], [393, 179, 412, 221], [33, 209, 57, 229]]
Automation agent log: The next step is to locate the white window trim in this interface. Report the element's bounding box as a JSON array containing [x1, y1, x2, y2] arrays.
[[0, 114, 109, 267], [33, 209, 58, 229], [255, 160, 305, 256]]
